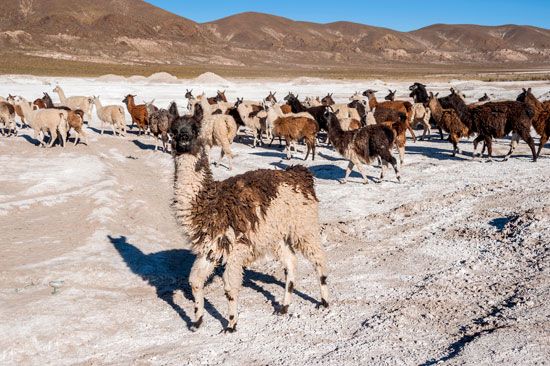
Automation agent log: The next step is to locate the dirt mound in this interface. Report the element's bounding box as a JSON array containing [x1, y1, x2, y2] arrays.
[[147, 72, 179, 83], [192, 72, 231, 86]]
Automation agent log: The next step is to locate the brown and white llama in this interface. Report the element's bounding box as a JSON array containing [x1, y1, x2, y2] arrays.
[[170, 121, 329, 332]]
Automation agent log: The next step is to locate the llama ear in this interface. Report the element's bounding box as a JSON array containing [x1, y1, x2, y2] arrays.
[[435, 92, 439, 97], [527, 87, 532, 93]]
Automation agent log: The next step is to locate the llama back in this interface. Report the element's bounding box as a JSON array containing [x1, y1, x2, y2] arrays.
[[188, 166, 318, 259]]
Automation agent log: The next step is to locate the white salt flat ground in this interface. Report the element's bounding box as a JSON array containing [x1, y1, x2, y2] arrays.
[[0, 75, 549, 365]]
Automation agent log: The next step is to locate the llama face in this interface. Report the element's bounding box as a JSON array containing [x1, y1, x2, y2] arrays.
[[171, 121, 199, 156], [321, 93, 334, 106]]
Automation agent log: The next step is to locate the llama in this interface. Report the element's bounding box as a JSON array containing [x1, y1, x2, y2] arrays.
[[8, 94, 30, 127], [0, 102, 17, 136], [322, 106, 401, 184], [379, 112, 408, 165], [122, 95, 148, 135], [321, 93, 361, 121], [469, 98, 536, 161], [516, 88, 550, 157], [197, 94, 238, 169], [427, 92, 472, 156], [235, 98, 267, 147], [93, 97, 126, 136], [52, 85, 94, 123], [363, 89, 416, 141], [43, 93, 88, 145], [265, 104, 318, 160], [170, 121, 329, 332], [410, 103, 432, 140], [13, 96, 68, 147], [149, 102, 178, 152], [385, 90, 397, 101]]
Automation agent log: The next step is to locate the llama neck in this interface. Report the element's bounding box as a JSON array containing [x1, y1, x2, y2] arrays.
[[18, 100, 36, 122], [199, 97, 212, 116], [527, 95, 543, 113], [173, 151, 213, 231], [56, 88, 67, 103], [327, 115, 345, 145], [94, 99, 103, 110], [429, 100, 444, 122], [369, 96, 378, 110]]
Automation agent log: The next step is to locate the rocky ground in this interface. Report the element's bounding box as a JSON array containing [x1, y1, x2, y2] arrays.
[[0, 77, 549, 365]]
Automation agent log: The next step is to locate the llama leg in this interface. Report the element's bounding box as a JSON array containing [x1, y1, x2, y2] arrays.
[[484, 137, 493, 161], [537, 134, 548, 158], [189, 254, 216, 330], [340, 161, 355, 184], [407, 121, 417, 142], [398, 146, 405, 165], [47, 130, 56, 148], [380, 150, 401, 183], [438, 126, 444, 140], [298, 235, 329, 308], [379, 159, 387, 181], [222, 256, 245, 332], [278, 243, 298, 315], [353, 158, 369, 184], [518, 130, 537, 162], [472, 135, 485, 159], [503, 132, 520, 161]]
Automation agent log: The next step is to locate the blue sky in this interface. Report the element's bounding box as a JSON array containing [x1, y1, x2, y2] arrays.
[[146, 0, 550, 31]]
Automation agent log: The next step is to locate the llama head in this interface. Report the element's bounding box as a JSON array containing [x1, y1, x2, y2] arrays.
[[321, 93, 334, 106], [479, 93, 490, 102], [53, 85, 61, 93], [169, 101, 179, 117], [122, 94, 135, 105], [283, 92, 295, 101], [234, 97, 244, 108], [362, 89, 377, 99], [265, 91, 277, 103], [216, 90, 227, 102], [385, 90, 396, 101], [171, 119, 201, 156], [516, 88, 534, 103], [185, 89, 194, 99], [409, 83, 429, 104]]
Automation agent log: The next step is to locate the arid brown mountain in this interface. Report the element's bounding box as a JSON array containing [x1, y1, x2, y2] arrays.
[[1, 0, 549, 74]]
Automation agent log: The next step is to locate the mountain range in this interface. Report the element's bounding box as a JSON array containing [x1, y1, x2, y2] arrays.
[[1, 0, 549, 74]]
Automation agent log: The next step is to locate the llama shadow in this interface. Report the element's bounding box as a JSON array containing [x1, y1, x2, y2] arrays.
[[250, 151, 288, 159], [109, 235, 224, 329], [109, 235, 320, 328], [406, 145, 469, 161], [317, 151, 347, 162], [88, 126, 119, 136], [19, 133, 41, 146], [270, 161, 367, 182], [132, 139, 157, 151]]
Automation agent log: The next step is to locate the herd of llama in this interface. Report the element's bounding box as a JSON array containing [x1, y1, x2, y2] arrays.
[[2, 81, 549, 332]]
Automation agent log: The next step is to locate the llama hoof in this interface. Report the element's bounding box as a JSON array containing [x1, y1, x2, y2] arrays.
[[338, 179, 347, 184], [316, 299, 329, 309], [223, 325, 237, 334], [190, 317, 203, 331], [275, 305, 289, 315]]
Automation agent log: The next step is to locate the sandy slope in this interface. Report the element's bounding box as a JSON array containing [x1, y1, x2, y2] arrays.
[[0, 77, 549, 365]]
